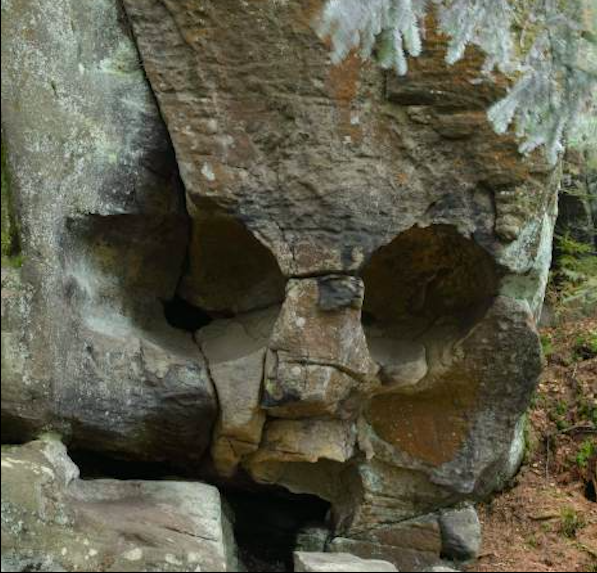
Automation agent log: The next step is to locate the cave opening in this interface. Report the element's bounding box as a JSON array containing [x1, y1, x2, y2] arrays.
[[224, 488, 331, 573], [362, 224, 499, 336], [178, 197, 287, 317], [163, 198, 286, 344], [68, 447, 333, 572], [360, 225, 502, 462]]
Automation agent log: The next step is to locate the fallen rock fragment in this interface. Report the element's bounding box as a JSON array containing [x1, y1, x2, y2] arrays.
[[1, 437, 238, 572], [294, 551, 398, 572], [439, 505, 482, 562]]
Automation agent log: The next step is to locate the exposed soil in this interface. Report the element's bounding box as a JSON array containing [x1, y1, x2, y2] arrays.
[[472, 317, 597, 573]]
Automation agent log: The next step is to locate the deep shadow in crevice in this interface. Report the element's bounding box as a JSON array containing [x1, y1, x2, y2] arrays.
[[179, 196, 286, 316], [162, 294, 213, 333], [69, 448, 186, 481], [224, 489, 331, 573]]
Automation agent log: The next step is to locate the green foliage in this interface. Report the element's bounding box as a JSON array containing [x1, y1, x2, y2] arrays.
[[549, 399, 571, 431], [577, 392, 597, 426], [560, 507, 586, 538], [576, 439, 596, 470], [552, 232, 597, 312], [541, 333, 555, 357], [573, 331, 597, 360], [318, 0, 597, 163]]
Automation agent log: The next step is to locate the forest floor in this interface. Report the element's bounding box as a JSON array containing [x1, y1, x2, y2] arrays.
[[471, 316, 597, 573]]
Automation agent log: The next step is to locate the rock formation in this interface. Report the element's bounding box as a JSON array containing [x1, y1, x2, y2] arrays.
[[1, 437, 237, 572], [294, 552, 398, 572], [1, 0, 561, 571]]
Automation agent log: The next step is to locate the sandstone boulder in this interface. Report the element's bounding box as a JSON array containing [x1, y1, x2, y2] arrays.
[[1, 0, 563, 570], [1, 438, 238, 572], [119, 0, 557, 565], [264, 278, 379, 419], [1, 0, 218, 463], [329, 514, 442, 572], [294, 552, 398, 573], [198, 308, 277, 476], [439, 505, 482, 563]]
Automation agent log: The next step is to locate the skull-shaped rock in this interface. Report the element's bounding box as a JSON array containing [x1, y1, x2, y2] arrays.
[[120, 0, 556, 562], [1, 0, 558, 569]]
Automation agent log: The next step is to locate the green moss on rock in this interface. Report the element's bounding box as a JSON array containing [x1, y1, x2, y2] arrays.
[[1, 138, 22, 268]]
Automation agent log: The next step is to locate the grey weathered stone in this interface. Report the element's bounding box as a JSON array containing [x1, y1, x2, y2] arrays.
[[1, 438, 238, 572], [329, 514, 442, 572], [439, 505, 482, 562], [294, 552, 398, 573], [1, 0, 218, 462], [558, 151, 597, 247], [295, 526, 332, 554]]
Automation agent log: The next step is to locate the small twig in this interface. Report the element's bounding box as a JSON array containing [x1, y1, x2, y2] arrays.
[[477, 551, 497, 560], [552, 425, 597, 437], [529, 511, 559, 521]]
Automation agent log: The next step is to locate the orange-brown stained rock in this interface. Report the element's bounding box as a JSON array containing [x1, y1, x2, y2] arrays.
[[296, 0, 326, 30], [326, 51, 364, 143], [367, 375, 479, 466]]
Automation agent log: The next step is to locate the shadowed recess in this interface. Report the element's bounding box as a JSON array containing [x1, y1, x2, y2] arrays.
[[361, 224, 499, 331], [361, 225, 500, 466], [224, 489, 331, 573], [179, 198, 286, 316]]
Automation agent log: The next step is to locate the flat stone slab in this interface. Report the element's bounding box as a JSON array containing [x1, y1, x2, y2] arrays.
[[1, 438, 237, 572], [294, 552, 398, 572]]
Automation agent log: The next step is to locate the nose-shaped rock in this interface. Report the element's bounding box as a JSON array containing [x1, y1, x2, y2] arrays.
[[263, 276, 379, 418]]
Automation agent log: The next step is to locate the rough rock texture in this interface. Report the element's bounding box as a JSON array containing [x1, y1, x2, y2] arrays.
[[296, 526, 331, 553], [1, 438, 238, 572], [329, 514, 442, 571], [119, 0, 557, 567], [1, 0, 217, 464], [1, 0, 562, 570], [198, 308, 276, 477], [558, 150, 597, 247], [263, 278, 378, 419], [294, 552, 398, 573], [439, 505, 482, 563]]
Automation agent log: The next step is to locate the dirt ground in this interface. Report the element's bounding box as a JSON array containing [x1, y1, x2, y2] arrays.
[[471, 317, 596, 573]]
